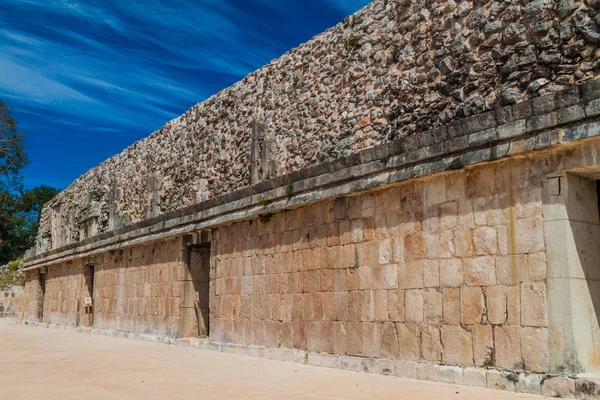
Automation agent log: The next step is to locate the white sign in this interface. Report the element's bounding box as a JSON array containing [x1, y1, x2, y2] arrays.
[[84, 297, 93, 306]]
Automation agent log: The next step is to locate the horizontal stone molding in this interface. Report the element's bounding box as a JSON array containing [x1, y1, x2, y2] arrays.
[[19, 321, 599, 399], [23, 80, 600, 271]]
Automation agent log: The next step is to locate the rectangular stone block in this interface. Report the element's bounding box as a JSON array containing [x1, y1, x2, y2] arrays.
[[542, 377, 576, 398], [442, 325, 473, 366], [424, 289, 442, 323], [395, 360, 418, 379], [486, 370, 516, 392], [379, 321, 398, 358], [379, 359, 395, 376], [361, 358, 379, 374], [463, 367, 486, 387], [440, 259, 463, 287], [485, 285, 507, 325], [397, 323, 420, 361], [472, 324, 494, 367], [494, 326, 522, 370], [520, 282, 548, 327], [423, 260, 440, 288], [362, 322, 380, 357], [417, 362, 439, 381], [338, 355, 361, 372], [516, 373, 542, 395], [521, 327, 549, 373], [405, 290, 424, 323], [464, 257, 496, 286], [421, 326, 442, 362], [443, 288, 460, 325], [461, 286, 484, 325], [439, 366, 463, 384], [507, 286, 521, 325], [399, 258, 425, 290]]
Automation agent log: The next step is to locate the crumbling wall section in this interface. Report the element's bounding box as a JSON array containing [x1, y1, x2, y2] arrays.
[[35, 0, 600, 253]]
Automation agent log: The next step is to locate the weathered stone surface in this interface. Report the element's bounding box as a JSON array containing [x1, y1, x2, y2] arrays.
[[443, 288, 461, 325], [520, 282, 548, 327], [394, 360, 417, 379], [442, 325, 473, 366], [421, 326, 442, 362], [396, 323, 420, 361], [440, 259, 463, 287], [520, 327, 549, 373], [379, 322, 398, 358], [516, 373, 542, 395], [463, 367, 486, 387], [461, 286, 485, 325], [473, 325, 494, 367], [464, 257, 496, 286], [542, 377, 576, 398], [485, 286, 507, 325], [31, 0, 600, 259], [486, 370, 517, 392], [494, 326, 522, 370], [424, 290, 442, 324], [439, 366, 463, 384]]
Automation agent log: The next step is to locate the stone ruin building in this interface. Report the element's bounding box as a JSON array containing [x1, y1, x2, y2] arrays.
[[12, 0, 600, 397]]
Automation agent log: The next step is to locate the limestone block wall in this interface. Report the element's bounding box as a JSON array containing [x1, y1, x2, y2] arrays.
[[41, 261, 85, 327], [33, 0, 600, 254], [211, 153, 553, 375], [20, 238, 183, 337], [92, 237, 183, 337], [21, 270, 42, 323], [0, 285, 24, 320]]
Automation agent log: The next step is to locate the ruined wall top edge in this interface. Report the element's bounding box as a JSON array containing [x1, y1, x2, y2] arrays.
[[35, 0, 600, 252]]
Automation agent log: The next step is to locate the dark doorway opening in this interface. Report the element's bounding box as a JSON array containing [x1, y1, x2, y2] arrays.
[[37, 269, 46, 321], [182, 244, 210, 337], [81, 264, 95, 327]]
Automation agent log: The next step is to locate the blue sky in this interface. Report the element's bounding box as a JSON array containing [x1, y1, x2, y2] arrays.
[[0, 0, 371, 190]]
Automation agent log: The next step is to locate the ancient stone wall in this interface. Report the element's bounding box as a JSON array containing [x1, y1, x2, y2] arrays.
[[42, 261, 84, 327], [92, 237, 183, 337], [34, 0, 600, 253], [0, 285, 24, 321], [21, 270, 42, 323], [21, 238, 184, 336], [211, 150, 554, 378]]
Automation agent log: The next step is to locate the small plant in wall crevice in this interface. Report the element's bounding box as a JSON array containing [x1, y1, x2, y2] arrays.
[[286, 180, 295, 199], [258, 213, 273, 224], [344, 34, 360, 52]]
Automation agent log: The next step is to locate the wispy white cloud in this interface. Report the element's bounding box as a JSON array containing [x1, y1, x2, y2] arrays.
[[0, 0, 370, 188]]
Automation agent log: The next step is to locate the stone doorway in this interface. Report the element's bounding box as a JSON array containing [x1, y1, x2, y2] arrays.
[[181, 243, 210, 338], [37, 269, 46, 322], [80, 264, 95, 327]]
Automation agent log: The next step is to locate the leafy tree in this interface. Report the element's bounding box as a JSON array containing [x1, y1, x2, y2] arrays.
[[0, 99, 27, 193], [0, 99, 59, 264]]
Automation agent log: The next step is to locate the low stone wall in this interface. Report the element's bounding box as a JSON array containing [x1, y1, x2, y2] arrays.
[[0, 285, 24, 322]]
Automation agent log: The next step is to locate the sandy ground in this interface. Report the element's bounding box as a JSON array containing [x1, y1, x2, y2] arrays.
[[0, 325, 548, 400]]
